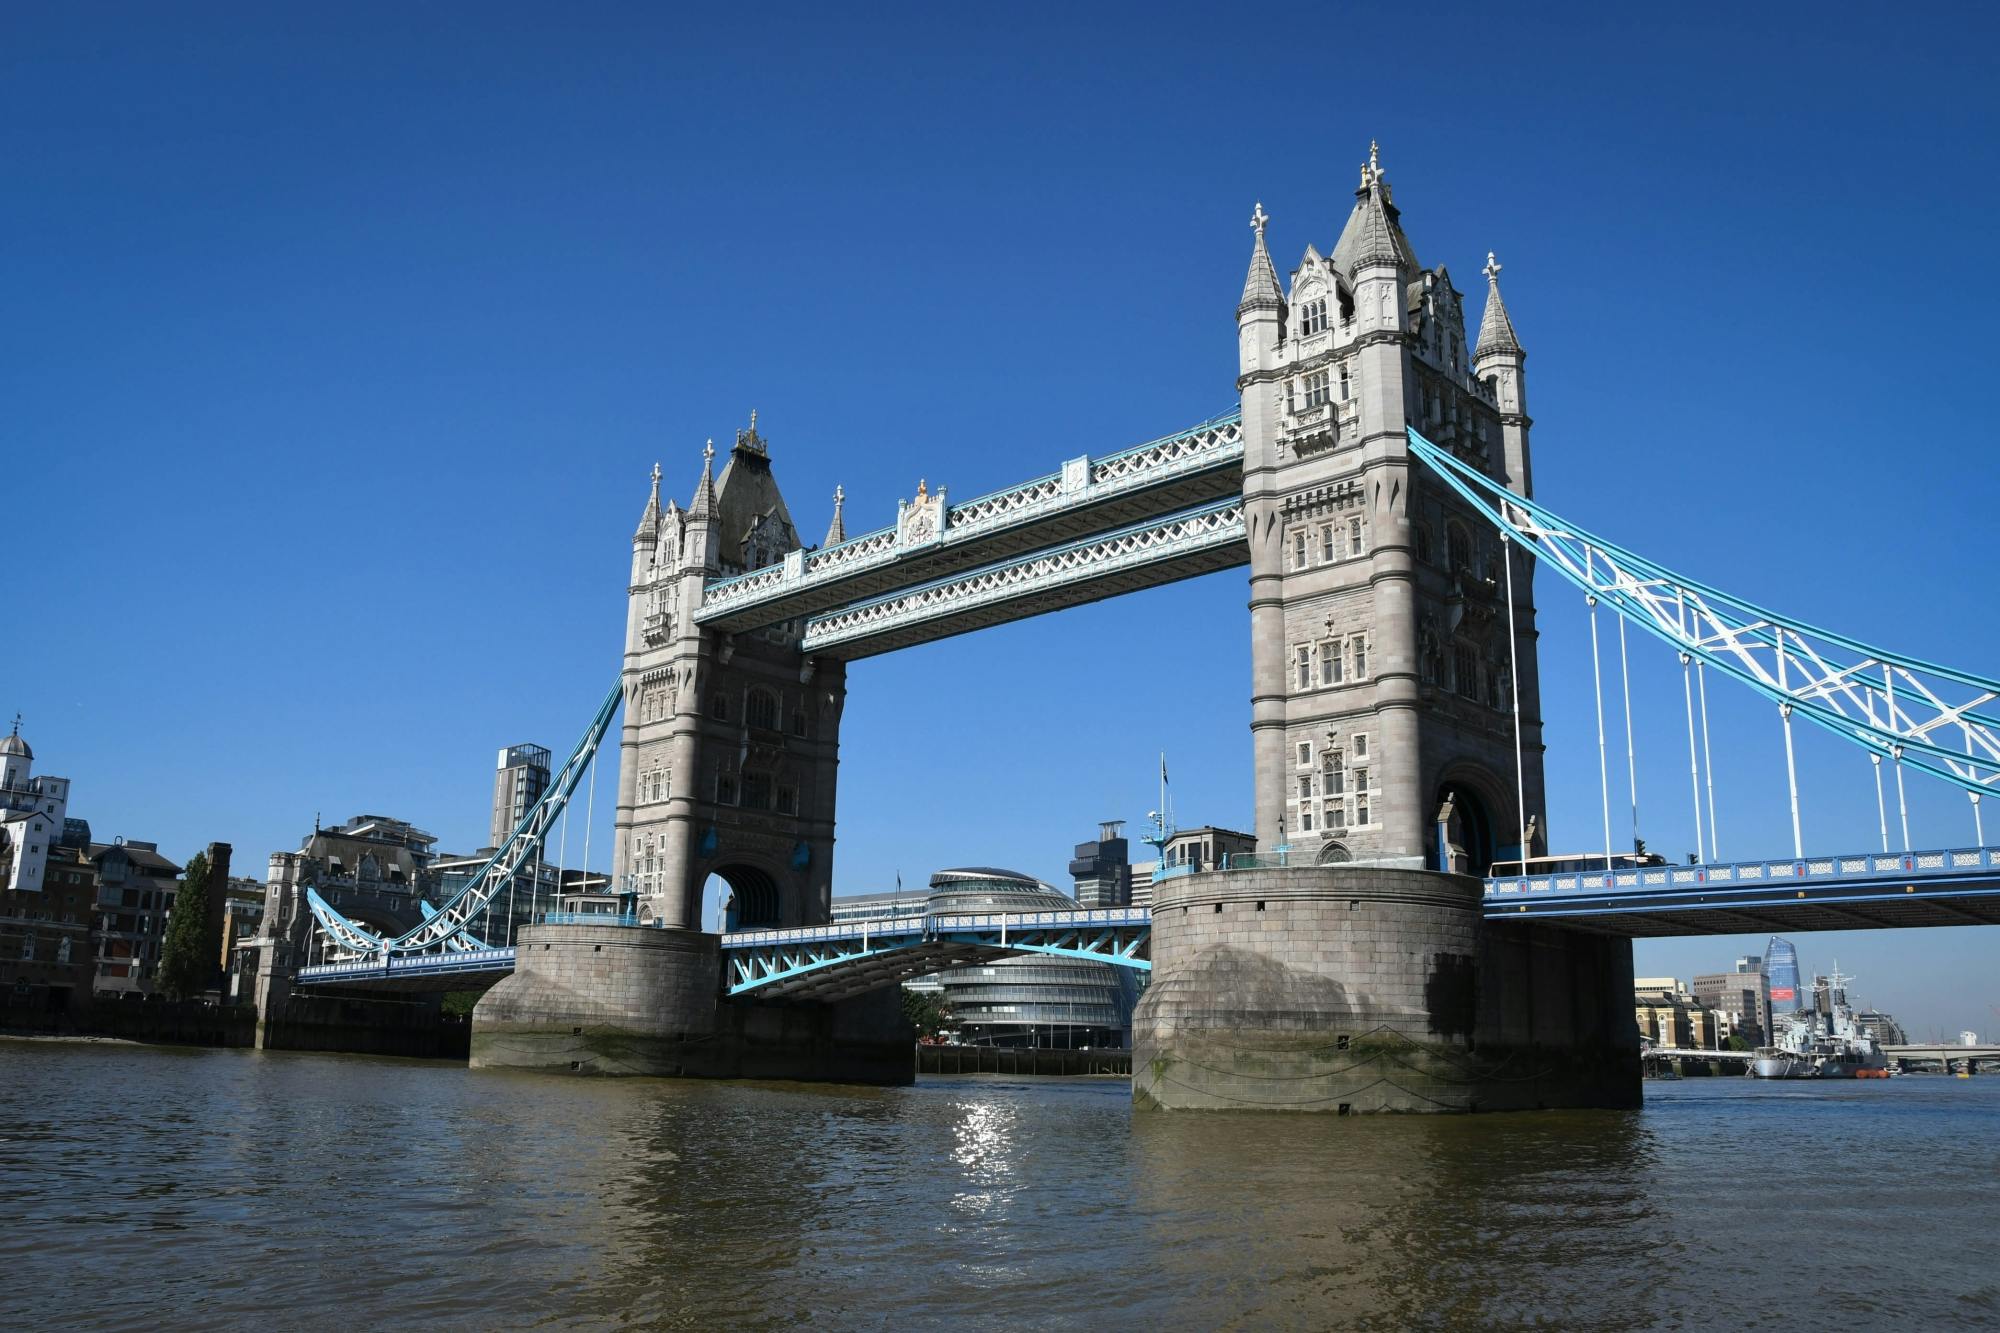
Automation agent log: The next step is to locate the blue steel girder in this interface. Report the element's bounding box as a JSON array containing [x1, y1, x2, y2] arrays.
[[797, 499, 1246, 660], [694, 411, 1244, 634], [721, 910, 1151, 999], [1407, 428, 2000, 801], [304, 677, 624, 964]]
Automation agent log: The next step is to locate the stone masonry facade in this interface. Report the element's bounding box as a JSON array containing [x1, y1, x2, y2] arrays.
[[1238, 146, 1545, 873]]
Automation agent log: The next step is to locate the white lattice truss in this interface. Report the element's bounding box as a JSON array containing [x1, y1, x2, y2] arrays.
[[305, 679, 623, 961], [1408, 428, 2000, 800], [697, 412, 1243, 619], [800, 499, 1245, 653]]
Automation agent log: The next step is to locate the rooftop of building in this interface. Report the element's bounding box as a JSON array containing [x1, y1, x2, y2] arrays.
[[89, 841, 183, 876]]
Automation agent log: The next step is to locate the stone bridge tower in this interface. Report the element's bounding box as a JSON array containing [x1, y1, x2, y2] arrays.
[[475, 417, 906, 1082], [1237, 145, 1547, 876], [616, 416, 846, 930], [1134, 147, 1636, 1114]]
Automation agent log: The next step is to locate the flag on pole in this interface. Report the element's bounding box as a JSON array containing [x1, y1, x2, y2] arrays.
[[1161, 753, 1169, 785]]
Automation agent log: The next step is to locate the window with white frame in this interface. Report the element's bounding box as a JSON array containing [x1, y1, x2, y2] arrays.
[[1295, 646, 1311, 690], [1339, 363, 1351, 400], [1353, 733, 1368, 759], [1319, 524, 1335, 562], [1324, 750, 1345, 795], [1292, 529, 1308, 569], [1298, 775, 1313, 800], [1297, 741, 1312, 766], [1349, 516, 1365, 557], [1351, 635, 1368, 678], [1299, 298, 1328, 337], [1320, 637, 1342, 685], [1304, 370, 1331, 408], [1356, 795, 1371, 825]]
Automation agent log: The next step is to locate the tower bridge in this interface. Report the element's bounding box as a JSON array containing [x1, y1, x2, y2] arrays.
[[268, 143, 2000, 1111]]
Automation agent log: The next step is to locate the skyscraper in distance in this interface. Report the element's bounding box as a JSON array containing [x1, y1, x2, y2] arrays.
[[1765, 936, 1803, 1015]]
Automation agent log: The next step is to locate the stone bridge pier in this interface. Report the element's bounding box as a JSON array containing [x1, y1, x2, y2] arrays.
[[1133, 866, 1637, 1112], [468, 923, 909, 1080]]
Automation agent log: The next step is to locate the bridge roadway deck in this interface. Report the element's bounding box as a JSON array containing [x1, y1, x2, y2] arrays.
[[296, 946, 517, 993], [693, 413, 1242, 635], [292, 849, 2000, 996], [1484, 845, 2000, 936], [1883, 1044, 2000, 1066]]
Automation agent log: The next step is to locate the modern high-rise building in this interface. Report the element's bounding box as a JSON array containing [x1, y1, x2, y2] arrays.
[[1693, 970, 1770, 1046], [491, 744, 552, 850], [1765, 936, 1803, 1015], [1069, 820, 1132, 908]]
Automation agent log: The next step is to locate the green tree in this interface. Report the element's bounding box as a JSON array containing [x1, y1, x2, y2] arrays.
[[155, 851, 212, 1000], [901, 987, 954, 1041]]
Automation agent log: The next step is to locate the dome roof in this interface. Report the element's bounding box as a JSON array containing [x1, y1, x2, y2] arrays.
[[0, 728, 28, 760]]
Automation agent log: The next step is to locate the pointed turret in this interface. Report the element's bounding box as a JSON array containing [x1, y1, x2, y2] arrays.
[[1238, 202, 1282, 316], [633, 462, 663, 544], [824, 485, 847, 546], [1329, 140, 1418, 280], [1474, 251, 1522, 359], [688, 439, 717, 519], [1473, 252, 1532, 498]]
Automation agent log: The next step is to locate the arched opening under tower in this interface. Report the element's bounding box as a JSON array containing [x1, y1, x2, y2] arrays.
[[699, 865, 781, 933], [1435, 780, 1497, 877]]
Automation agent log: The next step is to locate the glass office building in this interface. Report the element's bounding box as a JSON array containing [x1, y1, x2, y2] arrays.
[[1765, 935, 1804, 1015]]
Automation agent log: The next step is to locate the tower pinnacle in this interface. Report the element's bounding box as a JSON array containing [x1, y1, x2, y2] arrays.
[[1238, 201, 1283, 316], [689, 440, 717, 518], [1475, 251, 1522, 359], [633, 461, 665, 543], [825, 484, 847, 546]]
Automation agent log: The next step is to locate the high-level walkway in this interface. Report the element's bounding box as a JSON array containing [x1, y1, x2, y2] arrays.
[[695, 413, 1242, 638]]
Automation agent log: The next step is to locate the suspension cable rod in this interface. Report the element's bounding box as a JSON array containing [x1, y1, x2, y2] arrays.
[[1503, 533, 1528, 862], [1778, 636, 1804, 858], [1680, 653, 1704, 862], [1872, 754, 1890, 853], [1618, 615, 1640, 854], [1697, 661, 1719, 861], [1588, 589, 1614, 872]]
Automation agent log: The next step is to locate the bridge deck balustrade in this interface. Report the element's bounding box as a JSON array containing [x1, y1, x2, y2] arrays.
[[1484, 845, 2000, 935]]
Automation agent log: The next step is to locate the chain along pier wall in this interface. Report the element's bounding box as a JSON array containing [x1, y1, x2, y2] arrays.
[[468, 923, 914, 1082], [1133, 866, 1640, 1113]]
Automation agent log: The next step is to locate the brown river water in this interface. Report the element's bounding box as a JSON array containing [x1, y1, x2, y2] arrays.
[[2, 1041, 1996, 1330]]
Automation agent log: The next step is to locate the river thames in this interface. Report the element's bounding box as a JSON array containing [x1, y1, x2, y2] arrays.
[[2, 1042, 1996, 1330]]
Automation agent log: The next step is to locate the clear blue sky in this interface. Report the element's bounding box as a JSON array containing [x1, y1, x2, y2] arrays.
[[7, 3, 1998, 1039]]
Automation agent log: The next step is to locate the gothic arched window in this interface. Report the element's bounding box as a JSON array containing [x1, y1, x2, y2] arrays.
[[746, 690, 778, 731], [1447, 522, 1472, 575]]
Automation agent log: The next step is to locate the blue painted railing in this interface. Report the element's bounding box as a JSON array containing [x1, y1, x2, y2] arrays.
[[1484, 846, 2000, 905]]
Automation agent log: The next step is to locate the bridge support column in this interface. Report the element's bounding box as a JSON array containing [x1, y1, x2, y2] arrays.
[[470, 923, 912, 1083], [1133, 866, 1639, 1113]]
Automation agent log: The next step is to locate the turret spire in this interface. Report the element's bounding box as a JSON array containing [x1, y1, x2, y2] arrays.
[[1238, 201, 1282, 316], [632, 461, 664, 543], [1474, 251, 1522, 359], [824, 484, 847, 546], [689, 440, 717, 518], [1331, 138, 1411, 277]]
